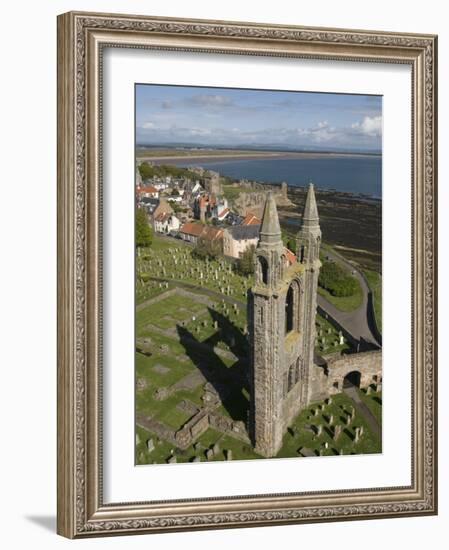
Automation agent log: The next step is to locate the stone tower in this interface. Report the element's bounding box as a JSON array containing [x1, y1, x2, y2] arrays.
[[296, 183, 322, 405], [249, 184, 321, 458]]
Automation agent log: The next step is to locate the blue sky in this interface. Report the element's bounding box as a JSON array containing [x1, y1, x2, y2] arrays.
[[136, 84, 382, 152]]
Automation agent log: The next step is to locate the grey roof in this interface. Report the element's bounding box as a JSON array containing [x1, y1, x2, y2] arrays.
[[227, 224, 261, 241], [259, 192, 282, 245]]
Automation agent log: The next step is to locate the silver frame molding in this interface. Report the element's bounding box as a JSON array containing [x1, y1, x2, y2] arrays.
[[57, 11, 438, 538]]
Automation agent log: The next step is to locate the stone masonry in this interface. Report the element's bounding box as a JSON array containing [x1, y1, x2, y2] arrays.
[[248, 184, 381, 458]]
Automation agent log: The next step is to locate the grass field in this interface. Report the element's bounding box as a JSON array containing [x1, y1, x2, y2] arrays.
[[135, 234, 376, 465], [317, 281, 363, 312], [136, 389, 382, 465]]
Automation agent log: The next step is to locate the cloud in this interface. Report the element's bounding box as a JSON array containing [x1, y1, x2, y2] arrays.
[[351, 116, 382, 136], [187, 94, 234, 108], [140, 121, 156, 129]]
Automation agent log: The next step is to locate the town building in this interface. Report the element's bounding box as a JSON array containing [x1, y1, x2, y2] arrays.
[[223, 224, 260, 259], [154, 212, 181, 235], [179, 222, 224, 246]]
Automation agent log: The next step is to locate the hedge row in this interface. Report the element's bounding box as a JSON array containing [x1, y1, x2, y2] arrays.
[[318, 261, 358, 297]]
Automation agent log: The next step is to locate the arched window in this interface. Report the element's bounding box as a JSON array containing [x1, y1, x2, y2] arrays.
[[258, 256, 268, 285], [285, 280, 300, 334]]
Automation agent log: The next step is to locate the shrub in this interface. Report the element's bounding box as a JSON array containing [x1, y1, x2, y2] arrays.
[[319, 261, 358, 297]]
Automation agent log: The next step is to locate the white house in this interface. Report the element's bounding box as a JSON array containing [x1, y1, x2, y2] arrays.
[[154, 212, 181, 234], [223, 224, 260, 259]]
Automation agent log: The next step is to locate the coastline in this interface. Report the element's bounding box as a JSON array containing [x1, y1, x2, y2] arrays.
[[137, 150, 381, 163]]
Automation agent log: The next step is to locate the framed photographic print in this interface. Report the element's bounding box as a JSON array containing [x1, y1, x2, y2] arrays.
[[57, 11, 438, 538]]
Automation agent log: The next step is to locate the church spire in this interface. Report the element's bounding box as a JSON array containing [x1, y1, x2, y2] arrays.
[[297, 182, 321, 263], [259, 191, 282, 246], [302, 182, 319, 229]]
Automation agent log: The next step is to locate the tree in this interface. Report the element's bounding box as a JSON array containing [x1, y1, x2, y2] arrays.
[[236, 244, 256, 275], [192, 236, 221, 260], [135, 207, 153, 248], [138, 162, 155, 180]]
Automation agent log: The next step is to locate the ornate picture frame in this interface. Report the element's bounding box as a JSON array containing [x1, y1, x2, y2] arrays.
[[57, 11, 437, 538]]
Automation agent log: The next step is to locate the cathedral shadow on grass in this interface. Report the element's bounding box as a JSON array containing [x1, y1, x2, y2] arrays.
[[176, 312, 250, 423], [207, 307, 249, 361]]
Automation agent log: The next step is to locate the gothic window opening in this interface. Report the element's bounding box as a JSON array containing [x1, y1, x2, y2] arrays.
[[285, 280, 300, 334], [258, 256, 269, 285]]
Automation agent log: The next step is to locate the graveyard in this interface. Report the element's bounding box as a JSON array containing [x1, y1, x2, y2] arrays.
[[135, 234, 381, 465]]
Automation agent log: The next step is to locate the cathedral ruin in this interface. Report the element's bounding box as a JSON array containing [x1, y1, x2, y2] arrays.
[[248, 183, 379, 458]]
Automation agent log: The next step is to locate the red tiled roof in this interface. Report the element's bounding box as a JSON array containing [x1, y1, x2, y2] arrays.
[[180, 222, 223, 241], [137, 185, 158, 195], [242, 212, 261, 226], [155, 212, 170, 223], [180, 222, 205, 237], [202, 225, 223, 241], [284, 247, 297, 265]]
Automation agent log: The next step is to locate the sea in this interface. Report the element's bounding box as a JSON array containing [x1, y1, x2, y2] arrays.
[[167, 155, 382, 199]]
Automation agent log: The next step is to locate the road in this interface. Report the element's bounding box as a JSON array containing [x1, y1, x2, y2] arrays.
[[318, 248, 381, 349]]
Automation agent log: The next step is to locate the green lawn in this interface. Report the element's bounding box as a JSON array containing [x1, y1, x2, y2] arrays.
[[136, 389, 382, 465], [276, 392, 381, 459], [317, 279, 363, 312], [363, 269, 382, 333], [136, 235, 253, 304], [358, 387, 382, 427], [135, 235, 380, 466], [315, 314, 350, 354]]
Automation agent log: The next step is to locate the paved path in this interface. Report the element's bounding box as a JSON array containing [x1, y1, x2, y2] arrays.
[[344, 385, 381, 441], [318, 249, 380, 348]]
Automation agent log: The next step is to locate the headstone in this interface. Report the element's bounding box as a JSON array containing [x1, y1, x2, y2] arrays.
[[354, 427, 361, 443], [167, 455, 177, 464], [136, 433, 140, 445], [367, 386, 372, 395], [334, 425, 342, 440], [146, 438, 155, 452], [192, 456, 201, 462], [329, 414, 334, 425], [226, 449, 233, 461], [205, 449, 214, 461], [346, 415, 351, 426], [317, 424, 323, 436], [213, 442, 220, 455]]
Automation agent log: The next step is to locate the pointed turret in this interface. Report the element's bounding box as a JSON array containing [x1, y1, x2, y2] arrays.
[[296, 182, 321, 263], [259, 191, 282, 246], [302, 183, 319, 229]]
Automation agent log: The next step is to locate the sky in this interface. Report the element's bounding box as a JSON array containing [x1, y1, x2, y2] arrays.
[[136, 84, 382, 153]]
